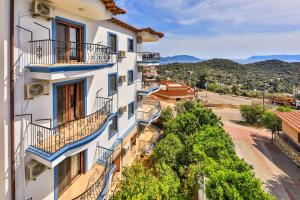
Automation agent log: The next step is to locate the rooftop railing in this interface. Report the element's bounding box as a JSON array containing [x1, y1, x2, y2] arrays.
[[29, 97, 113, 155], [137, 52, 160, 63], [29, 39, 112, 66]]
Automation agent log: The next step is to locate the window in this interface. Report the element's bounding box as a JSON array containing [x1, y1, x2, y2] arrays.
[[108, 73, 117, 96], [127, 70, 134, 85], [128, 102, 134, 119], [128, 38, 134, 52], [109, 115, 118, 138], [108, 33, 117, 53]]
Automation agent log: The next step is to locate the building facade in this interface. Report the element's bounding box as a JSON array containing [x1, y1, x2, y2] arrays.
[[1, 0, 163, 199]]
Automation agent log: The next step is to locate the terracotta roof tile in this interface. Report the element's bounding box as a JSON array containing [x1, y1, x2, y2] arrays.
[[101, 0, 126, 15], [109, 17, 164, 38], [276, 111, 300, 132]]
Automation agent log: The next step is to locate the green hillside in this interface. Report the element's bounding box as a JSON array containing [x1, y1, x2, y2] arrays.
[[157, 59, 300, 94]]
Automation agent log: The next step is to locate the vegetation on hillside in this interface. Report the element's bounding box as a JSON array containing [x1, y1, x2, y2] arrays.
[[115, 102, 273, 200], [158, 59, 300, 94]]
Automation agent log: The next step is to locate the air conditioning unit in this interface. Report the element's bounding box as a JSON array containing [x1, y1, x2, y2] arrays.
[[118, 51, 126, 58], [118, 75, 126, 84], [118, 106, 127, 115], [32, 0, 53, 20], [137, 36, 143, 44], [26, 160, 48, 181], [25, 82, 50, 99]]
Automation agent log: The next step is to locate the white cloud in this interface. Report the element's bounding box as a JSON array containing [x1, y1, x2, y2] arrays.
[[144, 31, 300, 59], [153, 0, 300, 27]]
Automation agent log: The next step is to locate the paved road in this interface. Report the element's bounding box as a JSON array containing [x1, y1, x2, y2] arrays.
[[213, 108, 300, 200]]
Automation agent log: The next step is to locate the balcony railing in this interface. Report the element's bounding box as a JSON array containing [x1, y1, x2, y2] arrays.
[[137, 52, 160, 63], [29, 97, 112, 155], [137, 99, 161, 122], [29, 39, 112, 66], [137, 81, 160, 93], [73, 146, 114, 200]]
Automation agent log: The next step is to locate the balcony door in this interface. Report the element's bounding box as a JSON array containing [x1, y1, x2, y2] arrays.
[[56, 20, 84, 64], [56, 80, 85, 126], [58, 152, 84, 197]]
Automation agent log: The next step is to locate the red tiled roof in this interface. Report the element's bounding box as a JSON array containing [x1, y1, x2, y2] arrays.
[[276, 111, 300, 132], [101, 0, 126, 15], [155, 89, 195, 97], [109, 17, 164, 38]]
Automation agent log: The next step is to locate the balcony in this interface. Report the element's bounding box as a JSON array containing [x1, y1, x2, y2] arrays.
[[60, 147, 115, 200], [137, 52, 160, 66], [27, 97, 113, 161], [137, 99, 161, 125], [27, 40, 113, 74], [137, 81, 160, 96]]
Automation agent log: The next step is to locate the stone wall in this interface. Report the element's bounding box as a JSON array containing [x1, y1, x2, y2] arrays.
[[273, 133, 300, 167]]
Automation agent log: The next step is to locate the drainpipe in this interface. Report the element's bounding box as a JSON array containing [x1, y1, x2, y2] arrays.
[[9, 0, 15, 199]]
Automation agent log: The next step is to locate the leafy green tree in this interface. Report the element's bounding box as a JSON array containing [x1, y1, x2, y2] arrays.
[[159, 107, 174, 128], [114, 163, 160, 200], [155, 162, 182, 199], [240, 104, 264, 124], [153, 134, 184, 168], [196, 72, 207, 89], [206, 170, 272, 200]]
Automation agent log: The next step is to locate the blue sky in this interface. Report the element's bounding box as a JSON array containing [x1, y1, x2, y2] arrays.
[[115, 0, 300, 59]]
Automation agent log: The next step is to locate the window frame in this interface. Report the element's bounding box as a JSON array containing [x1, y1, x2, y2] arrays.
[[108, 32, 118, 54], [128, 38, 134, 52], [109, 114, 118, 139], [127, 70, 134, 85], [128, 101, 135, 119], [108, 73, 118, 96]]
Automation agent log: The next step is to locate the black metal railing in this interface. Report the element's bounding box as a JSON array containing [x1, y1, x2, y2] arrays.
[[137, 99, 161, 122], [137, 52, 160, 62], [73, 146, 114, 200], [29, 97, 113, 155], [29, 39, 112, 65]]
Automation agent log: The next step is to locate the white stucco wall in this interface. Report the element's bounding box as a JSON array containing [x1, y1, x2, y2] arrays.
[[12, 0, 142, 199], [0, 0, 12, 199]]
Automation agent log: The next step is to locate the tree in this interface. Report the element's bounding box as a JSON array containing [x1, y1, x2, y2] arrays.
[[114, 163, 160, 200], [153, 134, 184, 168], [159, 107, 174, 128], [240, 104, 264, 124], [196, 72, 207, 89]]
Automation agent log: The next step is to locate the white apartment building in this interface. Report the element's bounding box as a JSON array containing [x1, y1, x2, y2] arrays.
[[0, 0, 163, 199]]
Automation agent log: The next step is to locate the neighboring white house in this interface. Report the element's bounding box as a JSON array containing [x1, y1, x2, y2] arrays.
[[0, 0, 163, 199]]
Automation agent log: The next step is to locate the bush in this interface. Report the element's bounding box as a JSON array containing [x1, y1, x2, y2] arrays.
[[240, 104, 264, 124], [159, 107, 174, 128], [153, 134, 184, 168], [207, 82, 221, 93], [276, 106, 293, 112]]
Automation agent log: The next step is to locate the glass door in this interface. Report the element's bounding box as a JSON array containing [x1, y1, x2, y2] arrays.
[[56, 20, 83, 64], [58, 153, 84, 197], [56, 81, 85, 126]]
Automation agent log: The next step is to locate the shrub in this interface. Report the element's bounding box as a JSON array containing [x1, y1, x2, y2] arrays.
[[159, 107, 174, 128], [153, 134, 184, 168], [240, 104, 264, 124], [207, 82, 221, 93], [276, 106, 293, 112]]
